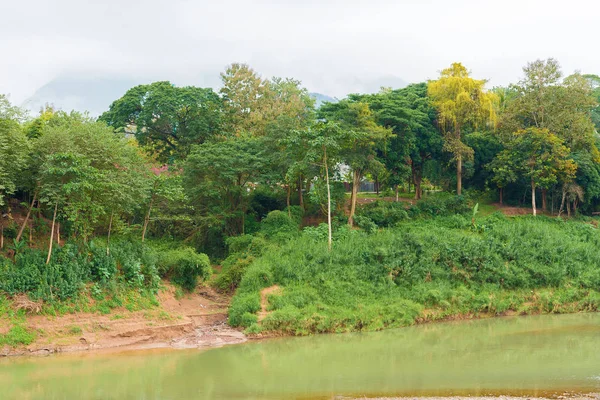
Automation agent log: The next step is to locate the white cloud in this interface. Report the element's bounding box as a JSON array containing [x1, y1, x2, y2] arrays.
[[1, 0, 599, 104]]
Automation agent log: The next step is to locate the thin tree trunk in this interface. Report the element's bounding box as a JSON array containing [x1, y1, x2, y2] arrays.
[[0, 216, 4, 250], [298, 175, 304, 210], [29, 221, 33, 245], [499, 187, 503, 205], [107, 212, 113, 256], [46, 202, 58, 265], [457, 154, 462, 196], [531, 180, 537, 216], [141, 195, 154, 242], [57, 222, 60, 246], [395, 184, 399, 202], [348, 169, 360, 227], [541, 189, 547, 212], [413, 165, 423, 200], [286, 184, 291, 218], [324, 147, 332, 251], [375, 177, 379, 195], [559, 188, 566, 216], [16, 192, 36, 243]]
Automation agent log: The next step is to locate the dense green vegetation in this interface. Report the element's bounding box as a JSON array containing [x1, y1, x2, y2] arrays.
[[230, 207, 600, 334], [1, 58, 600, 342]]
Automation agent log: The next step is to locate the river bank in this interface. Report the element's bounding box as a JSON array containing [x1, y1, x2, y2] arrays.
[[0, 284, 247, 357], [347, 396, 600, 400]]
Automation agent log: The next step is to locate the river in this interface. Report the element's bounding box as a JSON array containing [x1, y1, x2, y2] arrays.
[[2, 313, 599, 399]]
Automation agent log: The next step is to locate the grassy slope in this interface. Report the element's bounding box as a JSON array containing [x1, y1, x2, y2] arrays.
[[229, 213, 600, 335]]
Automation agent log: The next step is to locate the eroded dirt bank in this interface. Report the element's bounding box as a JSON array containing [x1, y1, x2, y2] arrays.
[[1, 284, 246, 357], [345, 396, 600, 400]]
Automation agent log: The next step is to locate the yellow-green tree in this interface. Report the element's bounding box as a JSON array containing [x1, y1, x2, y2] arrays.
[[428, 63, 498, 195]]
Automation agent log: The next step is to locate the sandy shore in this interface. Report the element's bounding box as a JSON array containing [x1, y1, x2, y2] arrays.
[[347, 396, 600, 400], [1, 284, 247, 357]]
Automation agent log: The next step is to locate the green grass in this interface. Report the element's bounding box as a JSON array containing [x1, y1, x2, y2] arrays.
[[229, 212, 600, 335], [0, 296, 36, 346]]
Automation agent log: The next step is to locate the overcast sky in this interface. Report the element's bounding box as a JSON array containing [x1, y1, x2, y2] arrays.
[[1, 0, 599, 104]]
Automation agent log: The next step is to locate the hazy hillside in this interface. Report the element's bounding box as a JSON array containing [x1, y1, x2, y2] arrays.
[[22, 76, 145, 117]]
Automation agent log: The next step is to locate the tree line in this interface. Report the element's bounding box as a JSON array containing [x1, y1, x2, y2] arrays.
[[1, 58, 599, 258]]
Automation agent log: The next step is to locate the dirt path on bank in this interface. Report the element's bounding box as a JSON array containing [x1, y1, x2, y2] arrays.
[[257, 285, 281, 322], [1, 284, 246, 357]]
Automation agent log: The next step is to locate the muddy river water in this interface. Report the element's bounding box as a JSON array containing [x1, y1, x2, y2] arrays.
[[2, 313, 599, 399]]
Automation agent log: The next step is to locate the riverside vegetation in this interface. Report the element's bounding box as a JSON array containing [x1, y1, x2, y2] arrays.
[[228, 198, 600, 335], [2, 58, 600, 346]]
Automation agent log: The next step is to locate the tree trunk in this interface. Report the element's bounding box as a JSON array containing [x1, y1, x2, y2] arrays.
[[298, 175, 304, 210], [141, 195, 154, 242], [324, 148, 332, 251], [0, 216, 4, 250], [286, 184, 291, 218], [559, 187, 566, 216], [46, 202, 58, 265], [348, 169, 360, 227], [16, 192, 37, 243], [57, 222, 60, 246], [541, 188, 547, 212], [29, 221, 33, 245], [395, 184, 399, 202], [375, 177, 379, 195], [456, 154, 462, 196], [499, 187, 503, 205], [107, 212, 113, 256], [413, 164, 423, 200], [531, 180, 537, 216]]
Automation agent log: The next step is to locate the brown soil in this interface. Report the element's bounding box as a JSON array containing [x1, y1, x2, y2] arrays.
[[257, 285, 281, 322], [1, 283, 246, 357], [345, 396, 600, 400]]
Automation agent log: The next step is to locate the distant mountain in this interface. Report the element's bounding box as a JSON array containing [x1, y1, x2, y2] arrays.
[[309, 92, 338, 108], [22, 74, 406, 117], [22, 76, 145, 117]]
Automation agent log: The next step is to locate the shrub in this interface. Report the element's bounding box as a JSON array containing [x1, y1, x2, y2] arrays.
[[260, 210, 299, 242], [213, 256, 255, 293], [249, 186, 286, 220], [357, 201, 409, 227], [354, 215, 377, 233], [156, 247, 211, 291], [228, 292, 261, 327]]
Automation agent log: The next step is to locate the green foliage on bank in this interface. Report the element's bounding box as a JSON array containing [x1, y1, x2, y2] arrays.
[[0, 238, 212, 304], [229, 208, 600, 335]]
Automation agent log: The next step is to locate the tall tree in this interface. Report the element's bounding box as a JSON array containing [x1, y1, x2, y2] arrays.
[[319, 101, 391, 226], [220, 63, 273, 137], [365, 83, 443, 200], [99, 81, 222, 162], [492, 128, 576, 216], [501, 59, 598, 208], [184, 138, 267, 237], [428, 63, 498, 195], [0, 95, 29, 208]]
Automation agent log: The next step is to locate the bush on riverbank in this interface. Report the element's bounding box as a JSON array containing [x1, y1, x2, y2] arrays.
[[229, 212, 600, 334], [0, 238, 211, 302]]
